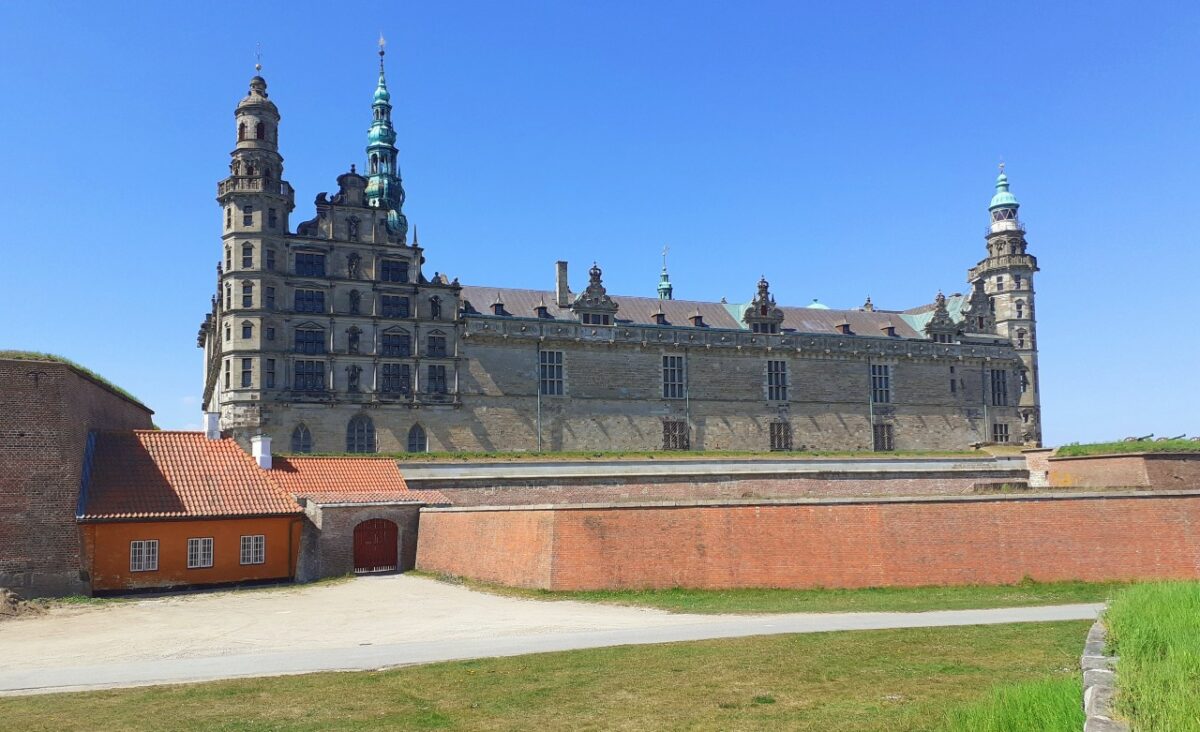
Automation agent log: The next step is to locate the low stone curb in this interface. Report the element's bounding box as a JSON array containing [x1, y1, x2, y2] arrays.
[[1082, 619, 1129, 732]]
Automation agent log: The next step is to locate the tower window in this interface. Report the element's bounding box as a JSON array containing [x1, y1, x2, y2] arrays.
[[242, 244, 253, 269], [1016, 300, 1025, 319], [238, 122, 246, 141], [294, 328, 325, 355], [427, 365, 448, 394], [224, 283, 231, 309], [1016, 328, 1027, 349], [295, 253, 326, 277], [996, 276, 1005, 291], [265, 359, 276, 388], [427, 332, 448, 358], [223, 359, 230, 389], [242, 205, 253, 227], [370, 154, 379, 174], [382, 363, 411, 394], [268, 208, 277, 229], [224, 324, 230, 341], [871, 364, 891, 404], [225, 247, 232, 271], [241, 358, 252, 388], [381, 295, 409, 318], [1014, 275, 1023, 290], [225, 207, 231, 229], [382, 332, 411, 357], [255, 122, 265, 140], [241, 281, 253, 308], [241, 321, 253, 339], [381, 259, 409, 283]]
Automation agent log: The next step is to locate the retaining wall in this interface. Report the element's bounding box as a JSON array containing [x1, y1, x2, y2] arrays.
[[1048, 453, 1200, 489], [416, 491, 1200, 590]]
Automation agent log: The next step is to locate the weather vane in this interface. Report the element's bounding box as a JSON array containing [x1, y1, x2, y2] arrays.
[[255, 42, 262, 72], [662, 244, 669, 269], [379, 32, 386, 57]]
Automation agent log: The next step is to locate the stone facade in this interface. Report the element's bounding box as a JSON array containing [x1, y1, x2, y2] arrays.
[[0, 357, 154, 596], [199, 52, 1042, 455], [295, 502, 421, 581]]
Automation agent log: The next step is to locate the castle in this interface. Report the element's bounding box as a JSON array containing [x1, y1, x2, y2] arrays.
[[198, 45, 1041, 454]]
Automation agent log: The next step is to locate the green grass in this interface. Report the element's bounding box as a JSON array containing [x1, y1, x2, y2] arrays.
[[0, 621, 1088, 731], [277, 447, 985, 461], [1056, 439, 1200, 457], [421, 572, 1123, 614], [0, 350, 147, 407], [936, 676, 1083, 731], [1105, 581, 1200, 730]]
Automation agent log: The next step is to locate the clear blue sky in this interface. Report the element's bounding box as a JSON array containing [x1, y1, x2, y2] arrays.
[[1, 1, 1195, 445]]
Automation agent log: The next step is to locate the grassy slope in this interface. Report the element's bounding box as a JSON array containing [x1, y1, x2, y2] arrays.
[[1056, 439, 1200, 457], [1105, 581, 1200, 730], [0, 350, 147, 407], [0, 621, 1088, 732], [423, 574, 1123, 614]]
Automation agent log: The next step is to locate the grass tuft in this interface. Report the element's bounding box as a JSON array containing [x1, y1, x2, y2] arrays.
[[937, 675, 1083, 731]]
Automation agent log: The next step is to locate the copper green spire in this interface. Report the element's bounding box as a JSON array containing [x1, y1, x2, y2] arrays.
[[989, 161, 1020, 211], [658, 245, 673, 300], [366, 34, 407, 238]]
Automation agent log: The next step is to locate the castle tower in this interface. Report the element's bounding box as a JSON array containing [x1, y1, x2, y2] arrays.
[[658, 246, 673, 300], [365, 35, 408, 240], [211, 63, 295, 431], [969, 165, 1041, 445]]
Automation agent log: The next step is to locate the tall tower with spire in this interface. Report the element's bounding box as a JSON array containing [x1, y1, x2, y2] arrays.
[[657, 246, 673, 300], [365, 34, 408, 240], [969, 165, 1041, 445]]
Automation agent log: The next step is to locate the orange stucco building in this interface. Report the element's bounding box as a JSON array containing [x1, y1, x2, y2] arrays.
[[78, 431, 303, 592]]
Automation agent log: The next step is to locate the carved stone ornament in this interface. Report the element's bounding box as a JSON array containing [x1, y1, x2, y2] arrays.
[[347, 253, 362, 279], [570, 263, 619, 316]]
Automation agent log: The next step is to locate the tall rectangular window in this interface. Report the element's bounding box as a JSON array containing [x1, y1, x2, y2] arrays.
[[769, 422, 792, 451], [242, 244, 253, 269], [266, 249, 276, 271], [381, 295, 409, 318], [239, 535, 266, 565], [871, 364, 891, 404], [990, 369, 1009, 406], [381, 332, 411, 357], [381, 363, 411, 394], [268, 208, 277, 229], [223, 359, 230, 389], [662, 420, 689, 450], [294, 360, 324, 391], [242, 205, 253, 226], [295, 252, 326, 277], [242, 322, 253, 339], [225, 247, 232, 270], [539, 350, 564, 395], [241, 358, 252, 388], [662, 355, 685, 399], [767, 360, 788, 401], [129, 540, 159, 572], [427, 364, 448, 394], [294, 289, 325, 313], [381, 259, 409, 283], [427, 333, 447, 358], [992, 423, 1010, 443], [294, 329, 325, 354], [265, 286, 276, 310], [242, 281, 253, 308], [187, 537, 214, 569], [873, 423, 894, 452], [265, 359, 276, 388]]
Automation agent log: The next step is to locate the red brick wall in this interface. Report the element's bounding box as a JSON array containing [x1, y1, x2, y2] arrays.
[[416, 493, 1200, 590], [1047, 454, 1200, 489], [0, 360, 153, 596]]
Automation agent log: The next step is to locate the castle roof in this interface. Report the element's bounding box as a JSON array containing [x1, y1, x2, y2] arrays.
[[271, 456, 449, 506]]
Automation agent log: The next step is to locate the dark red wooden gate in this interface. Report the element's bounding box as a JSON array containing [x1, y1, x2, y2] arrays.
[[353, 519, 398, 573]]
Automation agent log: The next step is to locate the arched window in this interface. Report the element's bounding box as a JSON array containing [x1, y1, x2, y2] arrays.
[[255, 122, 265, 140], [407, 424, 427, 453], [241, 320, 253, 339], [429, 296, 442, 319], [238, 122, 246, 141], [346, 416, 376, 453], [370, 154, 379, 174], [291, 424, 313, 453]]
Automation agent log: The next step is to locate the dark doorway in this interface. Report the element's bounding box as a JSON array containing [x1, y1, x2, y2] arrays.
[[353, 519, 398, 573]]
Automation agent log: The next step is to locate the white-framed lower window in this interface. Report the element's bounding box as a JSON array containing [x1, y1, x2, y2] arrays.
[[240, 535, 266, 565], [129, 540, 159, 572], [187, 537, 214, 569]]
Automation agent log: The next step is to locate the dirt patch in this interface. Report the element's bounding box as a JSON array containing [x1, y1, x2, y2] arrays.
[[0, 588, 44, 622]]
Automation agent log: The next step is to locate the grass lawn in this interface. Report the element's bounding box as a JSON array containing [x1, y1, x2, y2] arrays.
[[0, 620, 1087, 732], [423, 573, 1123, 614], [1106, 581, 1200, 730], [1055, 439, 1200, 457]]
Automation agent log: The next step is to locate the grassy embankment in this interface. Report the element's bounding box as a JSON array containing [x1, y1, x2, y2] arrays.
[[1105, 581, 1200, 730], [0, 350, 146, 407], [0, 620, 1088, 731], [1056, 439, 1200, 457], [422, 572, 1123, 614]]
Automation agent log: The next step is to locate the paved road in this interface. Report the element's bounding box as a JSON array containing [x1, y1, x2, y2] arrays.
[[0, 576, 1101, 696]]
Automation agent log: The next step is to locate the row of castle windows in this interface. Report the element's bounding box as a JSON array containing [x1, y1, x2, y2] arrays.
[[290, 420, 427, 454], [223, 248, 413, 287], [223, 358, 449, 396], [225, 206, 278, 230], [222, 320, 448, 358], [222, 282, 443, 320]]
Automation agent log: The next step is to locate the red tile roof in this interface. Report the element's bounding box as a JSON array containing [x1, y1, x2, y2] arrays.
[[271, 456, 450, 506], [80, 431, 302, 520]]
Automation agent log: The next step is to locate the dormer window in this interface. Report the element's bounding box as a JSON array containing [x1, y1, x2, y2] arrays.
[[836, 321, 853, 335], [689, 311, 706, 328], [581, 313, 611, 325], [491, 296, 507, 316], [751, 323, 778, 334], [653, 311, 668, 326], [880, 324, 897, 337], [534, 303, 551, 319]]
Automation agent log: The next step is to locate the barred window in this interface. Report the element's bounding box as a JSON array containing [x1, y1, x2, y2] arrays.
[[770, 422, 792, 451], [539, 350, 564, 395], [990, 369, 1009, 406], [294, 329, 325, 354], [294, 289, 325, 313], [662, 355, 685, 399], [291, 424, 313, 453], [381, 259, 409, 283], [767, 360, 788, 401], [293, 360, 324, 391], [381, 363, 411, 394], [427, 332, 448, 358], [129, 540, 159, 572], [871, 364, 891, 404], [873, 423, 894, 452], [427, 365, 448, 394], [187, 537, 214, 569], [346, 416, 376, 453], [381, 332, 411, 357], [239, 535, 266, 565], [993, 423, 1010, 443], [662, 420, 690, 450], [295, 252, 326, 277], [381, 295, 409, 318]]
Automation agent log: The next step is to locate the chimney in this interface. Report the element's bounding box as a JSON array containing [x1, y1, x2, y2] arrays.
[[203, 412, 221, 440], [555, 260, 570, 307], [251, 434, 272, 470]]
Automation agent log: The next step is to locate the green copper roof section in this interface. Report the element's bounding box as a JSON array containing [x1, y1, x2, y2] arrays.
[[366, 37, 405, 222], [989, 167, 1020, 210]]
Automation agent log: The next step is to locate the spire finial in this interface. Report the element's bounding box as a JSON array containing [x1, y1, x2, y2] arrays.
[[998, 160, 1005, 174], [379, 33, 386, 68], [662, 244, 669, 271], [255, 42, 262, 73]]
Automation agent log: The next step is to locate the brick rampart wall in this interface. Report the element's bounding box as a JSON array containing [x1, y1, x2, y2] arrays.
[[1048, 453, 1200, 489], [0, 360, 153, 596], [297, 504, 422, 581], [416, 492, 1200, 590]]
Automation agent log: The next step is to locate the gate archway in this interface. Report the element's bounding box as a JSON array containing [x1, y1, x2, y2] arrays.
[[353, 519, 398, 573]]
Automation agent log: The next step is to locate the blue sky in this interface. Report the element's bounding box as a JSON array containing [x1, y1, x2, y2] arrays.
[[0, 1, 1195, 444]]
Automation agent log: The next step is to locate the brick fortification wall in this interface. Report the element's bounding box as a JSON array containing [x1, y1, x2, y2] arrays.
[[1048, 453, 1200, 489], [416, 492, 1200, 590], [0, 360, 153, 596], [296, 504, 422, 581]]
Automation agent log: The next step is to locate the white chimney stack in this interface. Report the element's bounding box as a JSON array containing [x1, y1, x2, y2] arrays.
[[203, 412, 221, 440], [251, 434, 272, 470]]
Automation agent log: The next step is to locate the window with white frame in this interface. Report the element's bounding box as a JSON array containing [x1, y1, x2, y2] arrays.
[[187, 537, 214, 569], [539, 350, 564, 396], [240, 535, 266, 565], [871, 364, 891, 404], [662, 355, 685, 399], [767, 360, 788, 401], [129, 540, 159, 572]]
